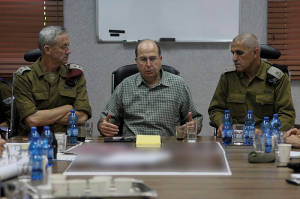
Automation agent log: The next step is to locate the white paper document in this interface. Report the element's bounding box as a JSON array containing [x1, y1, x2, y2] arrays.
[[290, 151, 300, 158]]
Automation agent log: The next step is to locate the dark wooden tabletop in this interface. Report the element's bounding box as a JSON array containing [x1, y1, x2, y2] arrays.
[[49, 136, 300, 199]]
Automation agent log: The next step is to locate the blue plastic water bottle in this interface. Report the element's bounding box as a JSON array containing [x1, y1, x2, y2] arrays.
[[41, 126, 54, 167], [28, 127, 43, 181], [222, 110, 233, 145], [28, 126, 40, 156], [262, 117, 273, 153], [244, 110, 255, 146], [67, 109, 78, 145], [270, 114, 282, 150]]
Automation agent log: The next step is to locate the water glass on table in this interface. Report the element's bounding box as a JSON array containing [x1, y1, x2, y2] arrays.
[[54, 133, 67, 153], [186, 122, 197, 143], [176, 125, 186, 141], [85, 121, 94, 141], [232, 124, 244, 145]]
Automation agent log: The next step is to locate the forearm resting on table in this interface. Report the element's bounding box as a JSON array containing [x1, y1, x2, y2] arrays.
[[75, 111, 88, 124], [56, 110, 88, 125], [25, 105, 72, 127]]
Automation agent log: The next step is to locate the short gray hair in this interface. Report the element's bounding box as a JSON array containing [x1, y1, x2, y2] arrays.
[[232, 33, 259, 50], [38, 26, 67, 52]]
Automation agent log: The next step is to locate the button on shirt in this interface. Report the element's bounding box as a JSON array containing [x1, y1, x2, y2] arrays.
[[100, 70, 203, 136]]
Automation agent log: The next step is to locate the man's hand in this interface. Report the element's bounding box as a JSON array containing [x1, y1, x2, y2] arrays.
[[0, 136, 6, 157], [285, 128, 300, 137], [283, 128, 300, 147], [181, 112, 202, 135], [98, 114, 119, 137], [217, 124, 223, 137]]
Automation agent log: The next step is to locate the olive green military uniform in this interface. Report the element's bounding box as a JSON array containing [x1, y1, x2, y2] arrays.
[[208, 60, 295, 131], [0, 80, 12, 126], [14, 58, 92, 135]]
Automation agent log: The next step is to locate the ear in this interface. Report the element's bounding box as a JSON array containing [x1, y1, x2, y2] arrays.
[[254, 47, 260, 58], [43, 45, 51, 55]]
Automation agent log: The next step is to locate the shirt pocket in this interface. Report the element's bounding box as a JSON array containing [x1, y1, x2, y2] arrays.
[[226, 93, 246, 121], [59, 89, 76, 105], [32, 91, 49, 109], [33, 91, 49, 101], [255, 94, 274, 117]]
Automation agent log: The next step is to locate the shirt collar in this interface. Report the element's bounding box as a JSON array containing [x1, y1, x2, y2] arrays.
[[136, 69, 170, 88], [33, 58, 67, 78], [237, 59, 266, 80]]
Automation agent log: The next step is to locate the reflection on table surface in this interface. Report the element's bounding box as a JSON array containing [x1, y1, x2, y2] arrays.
[[64, 141, 231, 176]]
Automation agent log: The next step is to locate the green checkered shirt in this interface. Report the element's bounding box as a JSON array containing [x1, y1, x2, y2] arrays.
[[100, 70, 203, 136]]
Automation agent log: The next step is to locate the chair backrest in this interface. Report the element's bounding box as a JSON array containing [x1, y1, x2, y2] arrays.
[[260, 44, 289, 75], [260, 44, 281, 59], [111, 64, 180, 93], [24, 48, 42, 62]]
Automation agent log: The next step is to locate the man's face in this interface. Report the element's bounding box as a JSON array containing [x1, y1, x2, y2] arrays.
[[135, 41, 162, 85], [231, 41, 257, 73], [48, 33, 71, 65]]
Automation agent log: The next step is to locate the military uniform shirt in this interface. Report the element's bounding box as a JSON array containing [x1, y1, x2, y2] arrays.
[[14, 58, 92, 135], [0, 80, 12, 125], [208, 60, 295, 131], [100, 70, 203, 136]]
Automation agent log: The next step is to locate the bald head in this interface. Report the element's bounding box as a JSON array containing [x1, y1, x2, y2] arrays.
[[232, 33, 259, 51], [135, 39, 161, 57]]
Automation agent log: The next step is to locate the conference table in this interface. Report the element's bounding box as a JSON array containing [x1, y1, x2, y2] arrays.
[[47, 136, 300, 199]]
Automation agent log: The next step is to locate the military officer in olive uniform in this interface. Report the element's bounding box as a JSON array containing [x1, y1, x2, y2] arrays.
[[208, 33, 295, 136], [0, 79, 12, 128], [14, 26, 91, 135]]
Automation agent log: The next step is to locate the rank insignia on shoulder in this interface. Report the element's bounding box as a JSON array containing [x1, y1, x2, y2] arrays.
[[16, 66, 31, 75], [2, 96, 13, 105], [65, 63, 83, 87], [268, 66, 284, 79], [224, 66, 236, 73], [67, 63, 84, 72], [267, 66, 284, 86]]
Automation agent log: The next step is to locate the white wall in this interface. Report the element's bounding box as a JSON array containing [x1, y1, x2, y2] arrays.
[[64, 0, 299, 136]]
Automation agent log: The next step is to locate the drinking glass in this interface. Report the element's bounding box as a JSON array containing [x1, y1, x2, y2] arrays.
[[84, 121, 93, 142], [176, 125, 186, 141], [186, 122, 197, 143], [232, 124, 244, 145]]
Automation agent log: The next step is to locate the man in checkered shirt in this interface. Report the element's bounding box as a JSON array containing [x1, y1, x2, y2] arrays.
[[98, 39, 202, 137]]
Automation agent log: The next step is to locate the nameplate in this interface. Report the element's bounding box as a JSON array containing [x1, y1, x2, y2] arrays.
[[136, 135, 161, 148]]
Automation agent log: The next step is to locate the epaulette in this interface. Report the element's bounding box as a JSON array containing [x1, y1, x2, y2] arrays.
[[266, 66, 284, 86], [2, 96, 13, 105], [67, 63, 84, 72], [16, 66, 31, 75], [65, 63, 83, 87], [224, 66, 236, 74]]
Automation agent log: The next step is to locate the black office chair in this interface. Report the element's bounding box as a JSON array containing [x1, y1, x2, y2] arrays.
[[111, 64, 180, 93], [24, 48, 41, 62]]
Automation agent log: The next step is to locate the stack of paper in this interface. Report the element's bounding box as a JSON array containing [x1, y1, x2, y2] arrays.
[[136, 135, 161, 148]]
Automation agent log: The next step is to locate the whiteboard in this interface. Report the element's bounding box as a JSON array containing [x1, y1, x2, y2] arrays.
[[96, 0, 239, 42]]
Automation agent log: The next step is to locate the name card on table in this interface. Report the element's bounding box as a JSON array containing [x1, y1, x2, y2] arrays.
[[136, 135, 161, 148]]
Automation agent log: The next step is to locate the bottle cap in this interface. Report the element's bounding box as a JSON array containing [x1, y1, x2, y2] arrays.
[[225, 110, 230, 114], [264, 116, 269, 120], [31, 126, 37, 131], [273, 114, 278, 118], [44, 126, 50, 130], [248, 110, 253, 114]]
